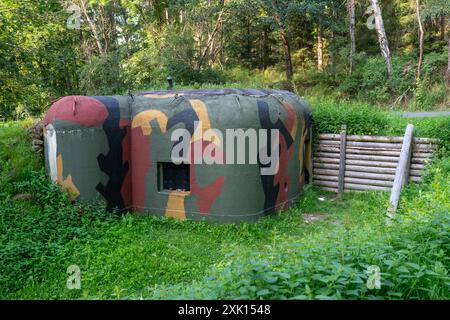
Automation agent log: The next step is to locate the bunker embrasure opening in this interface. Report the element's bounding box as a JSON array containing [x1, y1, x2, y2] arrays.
[[158, 162, 190, 192]]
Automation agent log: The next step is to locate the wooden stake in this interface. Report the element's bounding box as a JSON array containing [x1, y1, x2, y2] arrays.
[[388, 124, 414, 219], [338, 125, 347, 195]]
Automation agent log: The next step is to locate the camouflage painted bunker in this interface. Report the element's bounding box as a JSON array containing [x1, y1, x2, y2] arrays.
[[43, 89, 313, 223]]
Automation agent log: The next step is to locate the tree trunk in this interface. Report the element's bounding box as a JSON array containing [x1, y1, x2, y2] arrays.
[[416, 0, 424, 80], [447, 37, 450, 86], [370, 0, 393, 78], [108, 1, 118, 51], [197, 9, 226, 70], [445, 17, 450, 86], [317, 25, 324, 71], [280, 27, 294, 87], [440, 16, 446, 40], [272, 11, 293, 88], [262, 28, 270, 70], [348, 0, 356, 74], [78, 0, 104, 54], [330, 29, 336, 78], [63, 62, 73, 94]]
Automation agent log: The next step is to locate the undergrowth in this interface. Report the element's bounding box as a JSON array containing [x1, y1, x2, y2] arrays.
[[0, 113, 448, 299]]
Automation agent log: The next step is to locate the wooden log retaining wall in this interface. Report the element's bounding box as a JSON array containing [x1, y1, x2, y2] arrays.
[[313, 131, 437, 193]]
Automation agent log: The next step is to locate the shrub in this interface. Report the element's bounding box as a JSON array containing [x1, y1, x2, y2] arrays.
[[122, 47, 166, 90], [333, 51, 448, 109], [421, 50, 448, 82], [309, 98, 391, 136], [79, 51, 126, 95], [414, 80, 448, 111], [309, 97, 450, 151], [389, 116, 450, 151], [0, 169, 115, 296], [0, 120, 41, 194]]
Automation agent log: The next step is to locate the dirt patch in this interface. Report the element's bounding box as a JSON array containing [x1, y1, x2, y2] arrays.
[[13, 193, 32, 201], [302, 213, 328, 224]]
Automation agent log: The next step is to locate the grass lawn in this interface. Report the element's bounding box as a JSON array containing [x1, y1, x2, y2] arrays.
[[2, 186, 391, 299]]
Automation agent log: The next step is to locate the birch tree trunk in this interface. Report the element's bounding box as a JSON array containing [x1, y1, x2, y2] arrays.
[[78, 0, 104, 54], [348, 0, 356, 74], [317, 25, 324, 71], [416, 0, 424, 80], [446, 18, 450, 86], [197, 9, 226, 70], [370, 0, 393, 78]]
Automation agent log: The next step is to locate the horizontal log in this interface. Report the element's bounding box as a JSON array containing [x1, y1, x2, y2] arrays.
[[347, 135, 403, 143], [412, 144, 436, 152], [313, 168, 340, 176], [317, 186, 339, 193], [315, 140, 343, 146], [347, 154, 399, 162], [317, 152, 405, 163], [314, 157, 340, 164], [319, 134, 403, 143], [314, 180, 338, 188], [313, 169, 394, 184], [411, 158, 429, 164], [344, 177, 393, 187], [314, 151, 406, 163], [414, 137, 439, 144], [319, 140, 404, 149], [314, 163, 340, 170], [313, 169, 425, 180], [318, 134, 341, 140], [319, 134, 438, 144], [345, 183, 390, 192], [349, 136, 437, 144], [410, 163, 424, 170], [346, 148, 401, 157], [314, 152, 340, 159], [314, 174, 339, 182], [313, 150, 434, 162], [345, 171, 395, 181], [314, 145, 340, 153], [351, 141, 436, 151], [314, 165, 423, 176], [320, 134, 401, 142], [410, 176, 421, 182], [345, 159, 398, 168], [345, 165, 397, 174], [410, 169, 422, 176], [412, 152, 434, 158]]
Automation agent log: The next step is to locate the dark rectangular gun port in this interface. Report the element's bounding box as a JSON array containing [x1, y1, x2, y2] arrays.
[[158, 162, 190, 192]]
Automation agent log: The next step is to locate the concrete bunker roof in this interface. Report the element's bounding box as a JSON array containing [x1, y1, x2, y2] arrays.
[[136, 88, 296, 97]]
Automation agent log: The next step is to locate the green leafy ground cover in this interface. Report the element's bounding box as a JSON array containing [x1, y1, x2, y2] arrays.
[[0, 101, 448, 299]]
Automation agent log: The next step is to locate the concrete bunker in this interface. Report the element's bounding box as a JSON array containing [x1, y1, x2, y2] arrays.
[[43, 89, 312, 223]]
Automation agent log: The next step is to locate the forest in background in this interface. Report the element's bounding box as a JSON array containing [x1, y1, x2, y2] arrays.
[[0, 0, 449, 120]]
